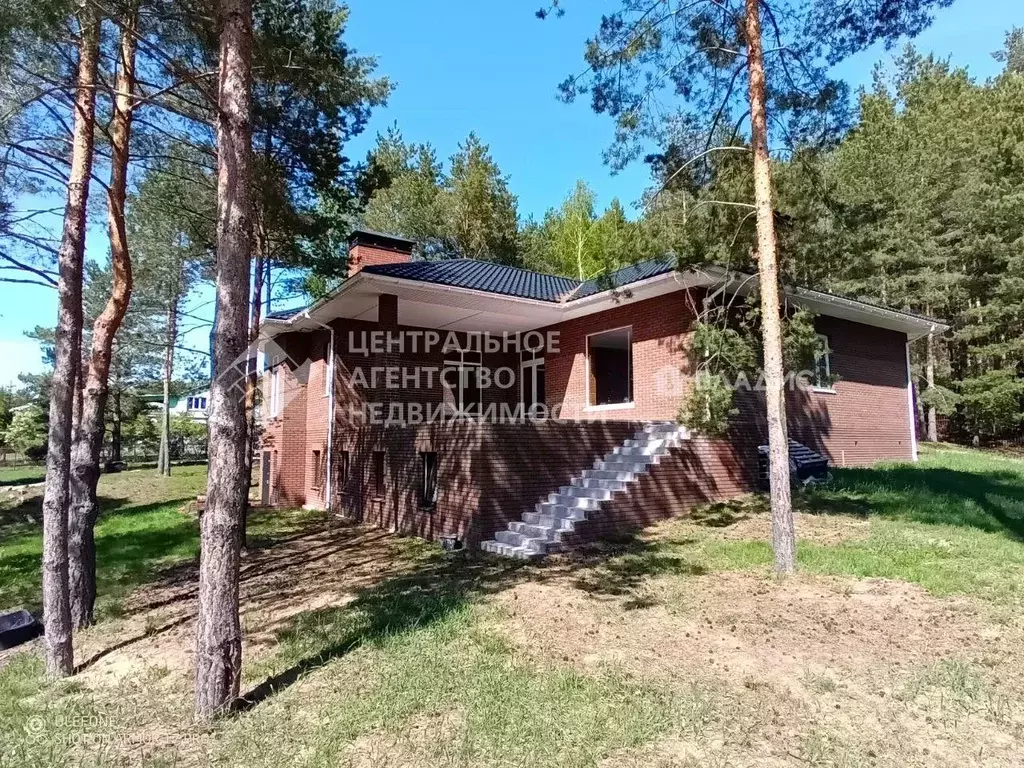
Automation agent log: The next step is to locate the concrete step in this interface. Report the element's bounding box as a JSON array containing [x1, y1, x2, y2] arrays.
[[509, 521, 562, 541], [535, 501, 588, 520], [494, 529, 550, 553], [583, 468, 638, 482], [481, 540, 543, 559], [635, 424, 689, 441], [558, 484, 612, 500], [571, 476, 628, 491], [612, 444, 670, 458], [547, 493, 601, 510], [522, 511, 576, 531], [592, 459, 653, 473], [623, 436, 684, 449]]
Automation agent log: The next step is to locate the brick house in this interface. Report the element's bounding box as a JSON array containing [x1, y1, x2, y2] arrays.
[[258, 230, 946, 557]]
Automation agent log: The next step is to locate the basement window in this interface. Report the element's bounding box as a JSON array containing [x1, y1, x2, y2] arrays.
[[338, 450, 350, 487], [586, 326, 633, 407], [311, 450, 323, 490], [419, 452, 438, 509], [372, 451, 385, 498]]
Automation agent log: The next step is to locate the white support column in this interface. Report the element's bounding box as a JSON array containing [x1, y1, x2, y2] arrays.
[[905, 340, 918, 462]]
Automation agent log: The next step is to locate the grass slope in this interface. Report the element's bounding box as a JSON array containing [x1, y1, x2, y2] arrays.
[[1, 445, 1023, 767]]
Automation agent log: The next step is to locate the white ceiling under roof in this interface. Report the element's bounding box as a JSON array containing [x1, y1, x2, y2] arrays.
[[265, 264, 948, 340]]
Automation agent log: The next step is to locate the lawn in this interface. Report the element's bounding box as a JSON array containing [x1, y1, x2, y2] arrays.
[[1, 445, 1023, 767], [0, 465, 46, 487]]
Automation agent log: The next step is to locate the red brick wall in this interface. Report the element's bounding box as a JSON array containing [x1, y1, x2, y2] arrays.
[[543, 290, 695, 422], [561, 436, 757, 546], [259, 286, 915, 546], [330, 421, 634, 546], [348, 243, 412, 276], [731, 316, 914, 467]]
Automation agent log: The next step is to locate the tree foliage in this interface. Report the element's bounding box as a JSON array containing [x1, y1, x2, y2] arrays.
[[521, 181, 651, 280], [361, 130, 520, 264]]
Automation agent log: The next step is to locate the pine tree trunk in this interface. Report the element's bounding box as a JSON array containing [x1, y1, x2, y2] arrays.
[[925, 332, 938, 442], [194, 0, 253, 720], [41, 2, 99, 678], [242, 243, 266, 547], [158, 296, 178, 475], [744, 0, 795, 574], [68, 8, 138, 629]]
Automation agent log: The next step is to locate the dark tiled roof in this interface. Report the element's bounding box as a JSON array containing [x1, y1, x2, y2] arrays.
[[267, 305, 308, 320], [362, 259, 580, 302], [571, 258, 676, 300]]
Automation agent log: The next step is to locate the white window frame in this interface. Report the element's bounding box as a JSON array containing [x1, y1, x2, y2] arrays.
[[813, 333, 836, 394], [443, 350, 483, 418], [520, 349, 545, 416], [583, 325, 634, 411]]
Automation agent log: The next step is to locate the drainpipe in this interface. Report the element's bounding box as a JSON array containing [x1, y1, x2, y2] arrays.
[[905, 339, 918, 462], [303, 311, 335, 511]]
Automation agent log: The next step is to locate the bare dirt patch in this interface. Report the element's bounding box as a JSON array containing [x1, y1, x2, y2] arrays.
[[493, 568, 1024, 766], [73, 520, 425, 685]]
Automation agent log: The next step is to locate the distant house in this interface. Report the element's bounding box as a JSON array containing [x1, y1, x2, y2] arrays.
[[258, 229, 948, 558], [143, 387, 211, 422]]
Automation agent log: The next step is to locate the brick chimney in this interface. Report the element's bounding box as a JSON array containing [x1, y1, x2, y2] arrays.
[[348, 229, 415, 277]]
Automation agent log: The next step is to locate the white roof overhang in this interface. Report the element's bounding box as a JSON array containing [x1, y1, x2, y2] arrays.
[[262, 265, 949, 342]]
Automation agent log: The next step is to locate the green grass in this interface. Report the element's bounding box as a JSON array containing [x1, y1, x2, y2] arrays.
[[0, 465, 46, 486], [595, 444, 1024, 608], [0, 466, 208, 613], [3, 445, 1024, 767], [221, 562, 716, 768], [0, 465, 319, 615]]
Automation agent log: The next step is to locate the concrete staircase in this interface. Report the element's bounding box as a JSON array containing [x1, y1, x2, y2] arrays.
[[480, 422, 690, 559]]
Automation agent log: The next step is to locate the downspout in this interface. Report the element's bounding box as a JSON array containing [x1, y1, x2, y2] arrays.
[[303, 311, 335, 511], [905, 339, 918, 462]]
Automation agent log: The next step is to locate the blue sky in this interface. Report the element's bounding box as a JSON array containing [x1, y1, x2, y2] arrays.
[[1, 0, 1021, 387]]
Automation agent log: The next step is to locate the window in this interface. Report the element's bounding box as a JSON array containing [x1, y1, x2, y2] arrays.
[[187, 396, 207, 411], [419, 452, 438, 508], [520, 349, 546, 418], [813, 334, 833, 391], [372, 451, 385, 497], [586, 327, 633, 407], [338, 450, 350, 487], [444, 346, 483, 417], [311, 450, 323, 490]]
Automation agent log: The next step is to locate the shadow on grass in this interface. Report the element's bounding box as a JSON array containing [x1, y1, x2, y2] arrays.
[[553, 536, 709, 599], [798, 465, 1024, 540], [0, 497, 198, 612], [236, 550, 535, 711]]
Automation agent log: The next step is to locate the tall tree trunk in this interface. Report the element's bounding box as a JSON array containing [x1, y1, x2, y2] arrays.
[[158, 295, 179, 475], [925, 331, 938, 442], [194, 0, 253, 720], [41, 2, 99, 678], [68, 7, 138, 629], [744, 0, 795, 574], [242, 241, 266, 546]]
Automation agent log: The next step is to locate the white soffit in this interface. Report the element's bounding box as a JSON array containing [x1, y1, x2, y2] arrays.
[[266, 264, 948, 340]]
